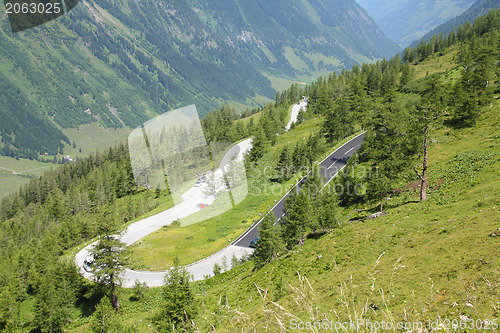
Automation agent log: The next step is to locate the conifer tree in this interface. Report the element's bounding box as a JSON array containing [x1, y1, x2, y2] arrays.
[[364, 100, 412, 203], [282, 190, 312, 248], [248, 128, 267, 162], [305, 165, 324, 198], [336, 155, 363, 206], [400, 61, 413, 88], [155, 259, 196, 332], [90, 208, 129, 309], [254, 214, 284, 265], [451, 61, 485, 127], [276, 146, 293, 182], [90, 297, 123, 332], [410, 76, 446, 201], [318, 190, 342, 231]]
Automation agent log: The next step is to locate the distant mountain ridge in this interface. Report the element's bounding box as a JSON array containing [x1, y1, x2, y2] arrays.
[[0, 0, 398, 159], [356, 0, 477, 47], [410, 0, 500, 46]]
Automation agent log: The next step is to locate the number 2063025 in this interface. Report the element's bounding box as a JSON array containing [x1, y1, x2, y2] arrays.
[[6, 2, 62, 14]]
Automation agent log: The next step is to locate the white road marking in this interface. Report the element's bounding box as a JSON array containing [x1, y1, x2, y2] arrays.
[[344, 146, 356, 155], [319, 132, 365, 164], [324, 164, 348, 187]]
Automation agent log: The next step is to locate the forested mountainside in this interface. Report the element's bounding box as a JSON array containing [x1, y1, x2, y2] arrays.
[[357, 0, 477, 47], [191, 0, 400, 76], [0, 10, 498, 331], [0, 0, 398, 160], [412, 0, 500, 46], [0, 75, 70, 158], [0, 0, 272, 159]]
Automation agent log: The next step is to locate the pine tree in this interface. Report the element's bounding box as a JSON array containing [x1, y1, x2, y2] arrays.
[[276, 146, 293, 182], [212, 263, 222, 275], [318, 191, 342, 231], [155, 259, 196, 332], [31, 243, 79, 332], [400, 61, 413, 88], [364, 100, 413, 202], [452, 65, 480, 127], [323, 97, 352, 140], [305, 165, 324, 198], [254, 214, 284, 265], [0, 289, 16, 332], [282, 190, 312, 248], [410, 76, 446, 201], [248, 128, 267, 163], [336, 156, 363, 206], [90, 209, 129, 309], [132, 279, 149, 301], [90, 297, 123, 332]]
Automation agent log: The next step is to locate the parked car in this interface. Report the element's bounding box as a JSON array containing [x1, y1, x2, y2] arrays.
[[249, 237, 260, 248], [83, 258, 93, 272]]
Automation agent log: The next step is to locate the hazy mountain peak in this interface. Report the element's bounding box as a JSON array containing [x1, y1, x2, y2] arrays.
[[357, 0, 477, 47]]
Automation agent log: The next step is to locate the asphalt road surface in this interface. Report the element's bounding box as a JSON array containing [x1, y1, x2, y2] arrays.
[[74, 102, 364, 286], [286, 101, 307, 130], [232, 132, 366, 248]]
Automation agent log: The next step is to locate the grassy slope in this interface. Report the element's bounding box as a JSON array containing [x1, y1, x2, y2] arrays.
[[195, 98, 499, 329], [186, 51, 500, 330], [67, 101, 498, 332], [0, 156, 52, 200], [265, 74, 309, 93], [61, 123, 132, 157]]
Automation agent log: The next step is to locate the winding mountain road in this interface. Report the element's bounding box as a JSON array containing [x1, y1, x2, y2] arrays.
[[75, 101, 364, 287]]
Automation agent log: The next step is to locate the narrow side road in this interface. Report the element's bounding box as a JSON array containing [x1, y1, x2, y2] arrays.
[[232, 132, 365, 248]]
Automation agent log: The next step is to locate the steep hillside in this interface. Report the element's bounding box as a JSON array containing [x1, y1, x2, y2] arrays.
[[195, 102, 499, 330], [192, 0, 400, 77], [411, 0, 500, 46], [357, 0, 477, 47], [0, 0, 273, 159], [0, 0, 398, 162]]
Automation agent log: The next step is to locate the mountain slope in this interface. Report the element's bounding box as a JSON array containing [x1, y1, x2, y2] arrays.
[[192, 0, 401, 77], [411, 0, 500, 46], [0, 0, 274, 151], [0, 0, 398, 160], [0, 71, 70, 158], [356, 0, 477, 47], [0, 0, 273, 159]]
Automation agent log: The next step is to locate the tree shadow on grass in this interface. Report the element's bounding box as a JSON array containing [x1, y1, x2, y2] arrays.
[[306, 230, 328, 240], [76, 284, 105, 317], [443, 117, 473, 130]]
